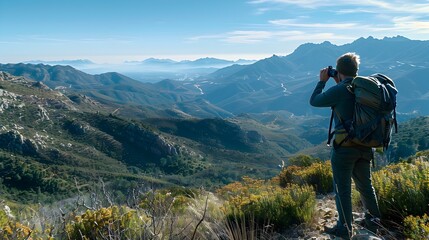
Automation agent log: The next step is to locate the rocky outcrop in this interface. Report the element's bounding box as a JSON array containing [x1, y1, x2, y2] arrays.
[[64, 120, 90, 135], [0, 130, 39, 156], [32, 81, 51, 90], [38, 104, 50, 121], [0, 71, 9, 81], [246, 130, 265, 143], [124, 123, 179, 157]]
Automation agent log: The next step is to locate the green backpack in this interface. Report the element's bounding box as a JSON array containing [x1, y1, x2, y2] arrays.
[[327, 74, 398, 150]]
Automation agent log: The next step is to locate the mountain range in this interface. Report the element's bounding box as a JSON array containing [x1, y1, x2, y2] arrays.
[[23, 57, 256, 83], [1, 35, 429, 203], [4, 36, 427, 119], [196, 36, 429, 117]]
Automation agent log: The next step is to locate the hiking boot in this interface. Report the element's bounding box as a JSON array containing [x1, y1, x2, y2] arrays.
[[324, 225, 351, 239]]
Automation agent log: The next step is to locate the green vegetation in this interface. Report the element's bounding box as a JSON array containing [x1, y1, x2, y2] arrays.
[[372, 153, 429, 222], [0, 72, 282, 202], [389, 116, 429, 161], [217, 177, 316, 231], [278, 160, 333, 194], [1, 152, 429, 239], [66, 206, 143, 239], [1, 71, 429, 239], [403, 214, 429, 240]]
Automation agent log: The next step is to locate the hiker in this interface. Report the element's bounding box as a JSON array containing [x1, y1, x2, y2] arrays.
[[309, 52, 381, 239]]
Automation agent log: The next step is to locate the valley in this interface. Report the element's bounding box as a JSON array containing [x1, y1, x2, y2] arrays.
[[0, 36, 428, 204]]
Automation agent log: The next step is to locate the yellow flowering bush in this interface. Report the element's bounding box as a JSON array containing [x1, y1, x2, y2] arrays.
[[139, 188, 195, 216], [218, 177, 316, 230], [278, 161, 333, 194], [0, 204, 35, 240], [66, 205, 142, 239], [372, 158, 429, 222], [1, 222, 33, 240], [403, 214, 429, 240]]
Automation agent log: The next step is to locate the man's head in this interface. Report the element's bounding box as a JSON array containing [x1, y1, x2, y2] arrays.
[[336, 52, 360, 77]]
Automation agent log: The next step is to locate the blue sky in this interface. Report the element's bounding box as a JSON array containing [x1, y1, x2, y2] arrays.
[[1, 0, 429, 63]]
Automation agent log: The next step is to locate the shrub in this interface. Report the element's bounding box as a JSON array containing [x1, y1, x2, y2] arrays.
[[0, 205, 34, 240], [66, 205, 143, 240], [288, 154, 321, 167], [217, 177, 316, 231], [403, 214, 429, 239], [372, 159, 429, 222], [139, 188, 195, 216], [278, 161, 333, 194], [1, 222, 33, 240]]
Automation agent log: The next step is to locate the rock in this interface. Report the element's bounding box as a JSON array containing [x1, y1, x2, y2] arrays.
[[0, 130, 39, 155], [38, 104, 50, 121], [246, 130, 265, 143], [125, 123, 179, 157], [65, 120, 89, 135], [352, 232, 383, 240], [32, 81, 51, 90]]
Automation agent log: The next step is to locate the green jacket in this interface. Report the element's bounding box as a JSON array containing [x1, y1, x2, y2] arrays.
[[309, 78, 355, 130]]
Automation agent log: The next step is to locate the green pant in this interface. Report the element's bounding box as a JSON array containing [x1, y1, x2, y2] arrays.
[[331, 145, 381, 235]]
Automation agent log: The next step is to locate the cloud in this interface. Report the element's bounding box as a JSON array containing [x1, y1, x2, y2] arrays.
[[391, 17, 429, 33], [248, 0, 328, 8], [249, 0, 429, 38], [187, 34, 226, 42], [189, 0, 429, 48], [269, 19, 359, 29], [223, 31, 274, 43], [189, 29, 354, 45], [249, 0, 429, 15], [277, 32, 355, 42]]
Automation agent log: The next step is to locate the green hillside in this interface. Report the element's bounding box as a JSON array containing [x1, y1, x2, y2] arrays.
[[388, 116, 429, 161], [0, 72, 291, 203]]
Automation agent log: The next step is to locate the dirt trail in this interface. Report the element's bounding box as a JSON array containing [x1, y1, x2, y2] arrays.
[[280, 194, 390, 240]]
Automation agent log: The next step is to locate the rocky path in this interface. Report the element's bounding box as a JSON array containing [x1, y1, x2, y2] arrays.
[[280, 194, 394, 240]]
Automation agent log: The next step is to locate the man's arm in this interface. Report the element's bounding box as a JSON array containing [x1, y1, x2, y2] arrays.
[[309, 68, 339, 107]]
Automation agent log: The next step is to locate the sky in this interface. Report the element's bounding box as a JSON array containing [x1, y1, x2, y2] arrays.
[[1, 0, 429, 64]]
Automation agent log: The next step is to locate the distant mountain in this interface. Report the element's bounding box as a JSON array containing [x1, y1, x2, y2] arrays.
[[18, 58, 256, 83], [24, 59, 95, 68], [117, 57, 256, 82], [141, 58, 177, 65], [197, 36, 429, 116], [2, 36, 428, 117], [130, 57, 256, 68], [0, 63, 234, 118]]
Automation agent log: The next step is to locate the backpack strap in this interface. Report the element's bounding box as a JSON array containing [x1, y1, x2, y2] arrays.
[[327, 109, 335, 147], [393, 108, 398, 133], [327, 107, 351, 149]]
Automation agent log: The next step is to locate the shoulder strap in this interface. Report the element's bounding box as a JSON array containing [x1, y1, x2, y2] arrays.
[[329, 107, 352, 149], [327, 109, 335, 146], [393, 108, 398, 133]]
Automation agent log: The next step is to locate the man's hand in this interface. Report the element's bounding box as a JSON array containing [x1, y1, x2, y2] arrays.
[[319, 68, 329, 82], [320, 67, 341, 84], [333, 74, 340, 84]]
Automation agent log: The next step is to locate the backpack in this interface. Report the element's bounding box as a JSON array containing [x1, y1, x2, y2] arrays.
[[327, 73, 398, 150]]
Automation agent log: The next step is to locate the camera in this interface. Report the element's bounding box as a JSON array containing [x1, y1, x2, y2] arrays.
[[328, 66, 338, 78]]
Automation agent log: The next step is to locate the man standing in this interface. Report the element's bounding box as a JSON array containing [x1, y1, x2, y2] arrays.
[[309, 52, 381, 239]]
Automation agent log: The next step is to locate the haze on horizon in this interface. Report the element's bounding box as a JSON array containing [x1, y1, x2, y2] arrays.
[[1, 0, 429, 64]]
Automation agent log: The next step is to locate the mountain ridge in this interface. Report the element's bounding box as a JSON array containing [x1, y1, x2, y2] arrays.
[[1, 36, 428, 118], [198, 36, 429, 116]]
